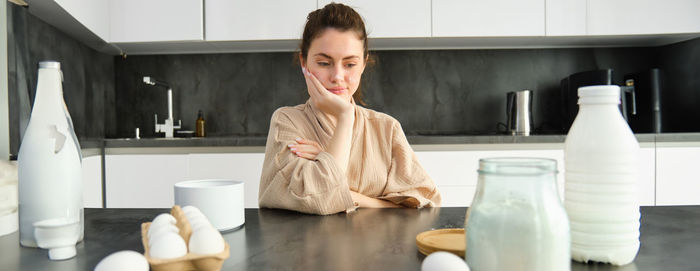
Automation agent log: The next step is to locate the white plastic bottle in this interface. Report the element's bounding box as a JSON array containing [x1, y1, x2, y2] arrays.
[[18, 61, 83, 247], [564, 85, 640, 265]]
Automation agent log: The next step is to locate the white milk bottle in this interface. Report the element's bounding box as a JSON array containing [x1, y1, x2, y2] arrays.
[[564, 85, 640, 265]]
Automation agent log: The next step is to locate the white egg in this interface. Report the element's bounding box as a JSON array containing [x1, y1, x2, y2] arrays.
[[182, 205, 204, 220], [187, 216, 212, 232], [148, 224, 180, 244], [188, 226, 225, 254], [150, 213, 176, 230], [149, 232, 187, 259], [94, 250, 148, 271], [422, 251, 470, 271], [147, 219, 179, 237]]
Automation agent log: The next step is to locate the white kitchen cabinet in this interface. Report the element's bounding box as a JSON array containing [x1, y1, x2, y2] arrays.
[[186, 153, 265, 208], [82, 155, 103, 208], [545, 0, 586, 36], [587, 0, 700, 36], [318, 0, 431, 38], [655, 146, 700, 206], [109, 0, 203, 43], [432, 0, 545, 37], [54, 0, 110, 41], [637, 147, 656, 206], [416, 149, 565, 207], [416, 146, 655, 207], [105, 153, 263, 208], [105, 154, 188, 208], [205, 0, 316, 41]]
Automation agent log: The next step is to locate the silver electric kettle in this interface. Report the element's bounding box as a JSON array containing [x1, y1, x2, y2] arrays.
[[506, 90, 534, 136]]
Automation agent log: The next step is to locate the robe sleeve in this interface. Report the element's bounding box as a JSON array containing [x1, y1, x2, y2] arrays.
[[378, 121, 441, 208], [258, 109, 357, 215]]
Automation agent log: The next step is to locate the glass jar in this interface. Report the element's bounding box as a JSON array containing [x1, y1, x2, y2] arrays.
[[465, 158, 570, 271]]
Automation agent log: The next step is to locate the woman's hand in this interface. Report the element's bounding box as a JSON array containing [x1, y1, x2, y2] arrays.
[[288, 138, 323, 160], [350, 191, 402, 208], [302, 67, 354, 119]]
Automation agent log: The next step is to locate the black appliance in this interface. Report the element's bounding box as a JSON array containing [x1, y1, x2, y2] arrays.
[[560, 69, 615, 132], [624, 69, 663, 133], [560, 69, 661, 133]]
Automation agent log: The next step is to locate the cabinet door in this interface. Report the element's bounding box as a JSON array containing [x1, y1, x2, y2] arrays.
[[545, 0, 586, 36], [432, 0, 545, 37], [109, 0, 203, 43], [54, 0, 110, 41], [205, 0, 316, 41], [318, 0, 431, 38], [637, 147, 656, 206], [186, 153, 265, 208], [82, 155, 103, 208], [416, 149, 564, 207], [105, 154, 188, 208], [587, 0, 700, 35], [416, 151, 479, 207], [656, 146, 700, 206]]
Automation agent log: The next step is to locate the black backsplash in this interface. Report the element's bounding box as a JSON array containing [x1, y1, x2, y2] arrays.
[[657, 37, 700, 132], [7, 2, 700, 154], [113, 47, 662, 138]]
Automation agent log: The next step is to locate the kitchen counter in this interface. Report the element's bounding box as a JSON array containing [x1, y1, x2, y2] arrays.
[[95, 133, 700, 148], [1, 206, 699, 270]]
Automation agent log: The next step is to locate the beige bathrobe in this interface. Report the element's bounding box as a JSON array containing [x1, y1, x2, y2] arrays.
[[258, 100, 441, 215]]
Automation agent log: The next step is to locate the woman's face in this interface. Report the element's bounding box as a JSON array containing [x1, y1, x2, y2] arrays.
[[301, 28, 366, 103]]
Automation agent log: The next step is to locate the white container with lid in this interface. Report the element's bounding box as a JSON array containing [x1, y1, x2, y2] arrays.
[[174, 179, 244, 232], [564, 85, 640, 265]]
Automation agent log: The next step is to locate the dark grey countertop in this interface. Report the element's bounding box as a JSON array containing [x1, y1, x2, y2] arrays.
[[1, 206, 698, 270], [80, 133, 700, 149]]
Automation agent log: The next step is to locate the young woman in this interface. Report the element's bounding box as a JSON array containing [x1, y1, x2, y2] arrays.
[[258, 3, 440, 215]]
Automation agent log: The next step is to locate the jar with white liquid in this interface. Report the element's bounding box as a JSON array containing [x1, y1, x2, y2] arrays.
[[465, 158, 570, 271], [565, 85, 640, 265]]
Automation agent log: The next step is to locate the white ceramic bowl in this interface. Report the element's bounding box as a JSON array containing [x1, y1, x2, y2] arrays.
[[174, 179, 244, 231]]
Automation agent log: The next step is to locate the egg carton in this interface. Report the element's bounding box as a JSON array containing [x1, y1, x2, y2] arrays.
[[141, 205, 230, 271]]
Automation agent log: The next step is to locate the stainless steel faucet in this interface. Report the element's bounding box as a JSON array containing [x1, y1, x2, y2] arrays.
[[143, 76, 181, 138]]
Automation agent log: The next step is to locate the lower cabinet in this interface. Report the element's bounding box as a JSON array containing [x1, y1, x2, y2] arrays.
[[656, 146, 700, 206], [105, 154, 189, 208], [82, 155, 103, 208], [417, 146, 656, 207], [102, 145, 665, 208], [105, 153, 264, 208]]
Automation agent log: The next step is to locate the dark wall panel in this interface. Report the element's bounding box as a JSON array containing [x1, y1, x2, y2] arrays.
[[7, 3, 114, 156], [113, 46, 660, 138]]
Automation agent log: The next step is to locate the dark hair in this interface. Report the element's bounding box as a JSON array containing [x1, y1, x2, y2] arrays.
[[299, 3, 372, 105]]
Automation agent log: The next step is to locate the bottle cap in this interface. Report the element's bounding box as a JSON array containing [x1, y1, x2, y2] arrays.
[[578, 85, 620, 105], [39, 61, 61, 70]]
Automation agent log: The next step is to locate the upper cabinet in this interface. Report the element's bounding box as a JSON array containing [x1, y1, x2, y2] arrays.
[[320, 0, 431, 38], [432, 0, 545, 37], [109, 0, 203, 43], [30, 0, 700, 54], [545, 0, 586, 36], [587, 0, 700, 36], [205, 0, 315, 41], [54, 0, 110, 40]]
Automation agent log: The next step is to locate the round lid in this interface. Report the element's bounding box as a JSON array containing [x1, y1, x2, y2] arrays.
[[578, 85, 620, 104], [39, 61, 61, 70]]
